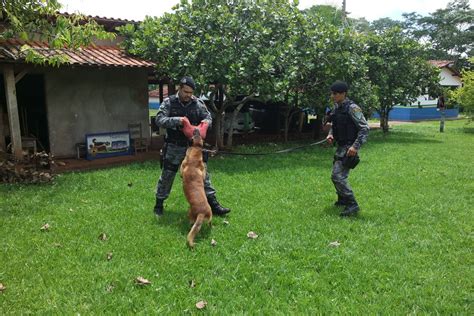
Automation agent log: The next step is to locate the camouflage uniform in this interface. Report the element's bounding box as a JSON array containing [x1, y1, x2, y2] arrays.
[[328, 98, 369, 206], [155, 94, 215, 200]]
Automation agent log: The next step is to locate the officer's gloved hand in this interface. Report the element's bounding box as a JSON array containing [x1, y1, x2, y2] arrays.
[[326, 135, 334, 145], [180, 117, 190, 127]]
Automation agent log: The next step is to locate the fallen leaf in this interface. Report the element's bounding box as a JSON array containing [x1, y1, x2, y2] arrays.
[[56, 161, 66, 166], [195, 300, 207, 309], [189, 280, 196, 288], [105, 284, 115, 293], [135, 276, 151, 285], [106, 252, 113, 261], [127, 182, 133, 187], [247, 231, 258, 239], [0, 283, 5, 292], [329, 241, 341, 247], [223, 220, 229, 225], [40, 223, 50, 231], [98, 233, 108, 241], [211, 239, 217, 246], [69, 208, 74, 212], [53, 243, 62, 248]]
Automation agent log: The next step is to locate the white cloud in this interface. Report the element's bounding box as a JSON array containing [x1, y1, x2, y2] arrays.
[[59, 0, 471, 22]]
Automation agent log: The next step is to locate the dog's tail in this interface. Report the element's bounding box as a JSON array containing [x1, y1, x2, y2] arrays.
[[187, 213, 205, 248]]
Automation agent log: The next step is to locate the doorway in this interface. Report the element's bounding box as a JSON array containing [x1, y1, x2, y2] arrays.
[[16, 74, 49, 152]]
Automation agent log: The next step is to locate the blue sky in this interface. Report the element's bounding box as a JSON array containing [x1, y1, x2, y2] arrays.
[[60, 0, 469, 22]]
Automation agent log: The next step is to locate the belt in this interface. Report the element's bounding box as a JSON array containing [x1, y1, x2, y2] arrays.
[[165, 139, 189, 146]]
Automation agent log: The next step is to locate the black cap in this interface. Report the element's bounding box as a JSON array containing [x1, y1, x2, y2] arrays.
[[330, 80, 349, 93], [180, 76, 196, 90]]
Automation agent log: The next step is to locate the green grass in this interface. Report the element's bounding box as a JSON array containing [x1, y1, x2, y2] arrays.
[[1, 120, 473, 314]]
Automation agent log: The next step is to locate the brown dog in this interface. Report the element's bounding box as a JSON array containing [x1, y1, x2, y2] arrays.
[[180, 128, 212, 248]]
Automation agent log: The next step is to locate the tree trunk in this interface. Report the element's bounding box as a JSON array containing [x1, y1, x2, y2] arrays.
[[226, 102, 245, 148], [298, 111, 305, 133], [168, 80, 176, 95], [313, 117, 322, 139], [379, 109, 390, 133], [206, 86, 226, 149], [282, 105, 291, 142], [226, 94, 255, 148], [214, 111, 225, 148]]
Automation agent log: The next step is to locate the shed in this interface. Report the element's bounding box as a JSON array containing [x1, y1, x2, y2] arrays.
[[0, 15, 156, 159]]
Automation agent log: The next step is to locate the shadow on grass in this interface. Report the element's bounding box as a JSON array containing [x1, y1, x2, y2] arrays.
[[154, 208, 212, 241], [210, 147, 334, 175], [462, 127, 474, 134], [209, 129, 443, 175], [369, 130, 443, 145], [321, 205, 372, 221]]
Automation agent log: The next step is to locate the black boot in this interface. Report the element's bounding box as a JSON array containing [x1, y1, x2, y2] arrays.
[[340, 200, 359, 217], [207, 195, 230, 216], [153, 198, 164, 217], [334, 195, 346, 207]]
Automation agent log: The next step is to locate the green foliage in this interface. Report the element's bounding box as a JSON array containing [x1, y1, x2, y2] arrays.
[[414, 0, 473, 65], [450, 58, 474, 116], [120, 0, 302, 98], [374, 0, 474, 67], [0, 121, 472, 313], [1, 0, 115, 66], [120, 1, 378, 116], [365, 27, 439, 131], [369, 17, 404, 34], [302, 4, 345, 26]]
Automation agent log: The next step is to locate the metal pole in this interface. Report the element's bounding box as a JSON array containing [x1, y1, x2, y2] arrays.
[[440, 109, 445, 132], [342, 0, 347, 20]]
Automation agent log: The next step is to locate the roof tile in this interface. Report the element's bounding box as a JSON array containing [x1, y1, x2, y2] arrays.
[[0, 39, 155, 69]]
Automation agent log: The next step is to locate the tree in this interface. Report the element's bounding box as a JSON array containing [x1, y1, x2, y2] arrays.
[[369, 17, 404, 34], [120, 0, 305, 148], [450, 57, 474, 118], [1, 0, 114, 66], [303, 4, 345, 26], [403, 0, 474, 67], [297, 10, 378, 125], [365, 27, 439, 132]]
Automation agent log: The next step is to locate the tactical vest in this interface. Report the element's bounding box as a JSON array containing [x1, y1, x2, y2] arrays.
[[166, 95, 202, 144], [332, 102, 358, 146]]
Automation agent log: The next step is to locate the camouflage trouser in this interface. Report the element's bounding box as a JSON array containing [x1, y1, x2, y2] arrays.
[[331, 145, 356, 202], [155, 143, 216, 200]]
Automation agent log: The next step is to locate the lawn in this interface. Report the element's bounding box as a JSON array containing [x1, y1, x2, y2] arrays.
[[1, 120, 473, 314]]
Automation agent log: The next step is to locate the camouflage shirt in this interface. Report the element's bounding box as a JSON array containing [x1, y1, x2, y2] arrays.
[[328, 98, 369, 156], [155, 94, 212, 130]]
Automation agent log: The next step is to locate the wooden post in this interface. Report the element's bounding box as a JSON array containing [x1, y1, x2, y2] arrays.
[[159, 82, 164, 103], [440, 109, 446, 133], [3, 66, 23, 160], [0, 109, 5, 151]]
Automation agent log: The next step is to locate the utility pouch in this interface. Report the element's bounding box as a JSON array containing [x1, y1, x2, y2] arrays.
[[341, 154, 360, 169]]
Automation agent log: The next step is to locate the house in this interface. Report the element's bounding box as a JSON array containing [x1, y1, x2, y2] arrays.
[[411, 60, 462, 105], [0, 15, 156, 159], [373, 60, 461, 121], [429, 60, 462, 88]]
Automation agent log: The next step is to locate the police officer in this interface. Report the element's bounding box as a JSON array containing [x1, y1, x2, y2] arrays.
[[326, 81, 369, 216], [152, 76, 230, 216]]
